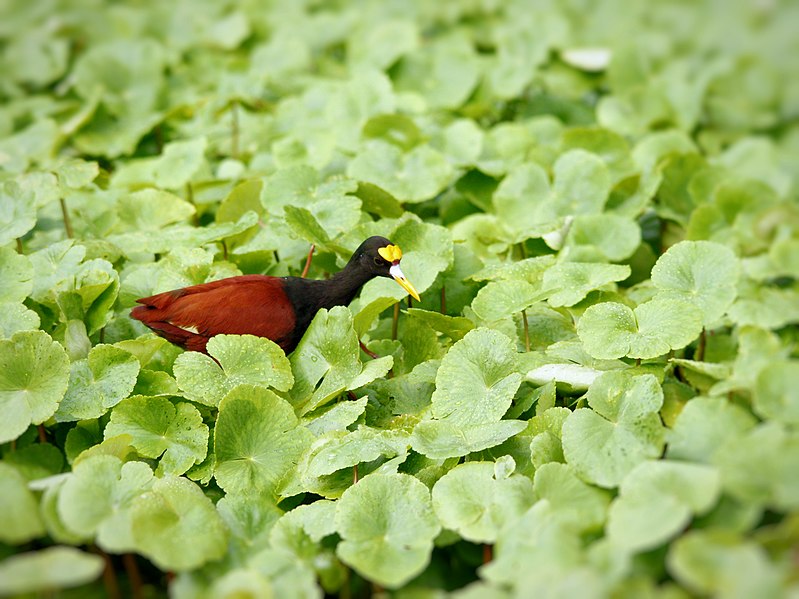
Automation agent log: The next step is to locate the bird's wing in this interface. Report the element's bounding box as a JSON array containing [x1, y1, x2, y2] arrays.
[[132, 275, 297, 352]]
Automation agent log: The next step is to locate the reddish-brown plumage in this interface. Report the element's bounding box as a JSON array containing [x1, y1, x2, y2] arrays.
[[131, 275, 296, 353], [130, 236, 421, 356]]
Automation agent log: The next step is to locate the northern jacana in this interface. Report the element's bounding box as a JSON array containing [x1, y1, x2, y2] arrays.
[[130, 236, 420, 354]]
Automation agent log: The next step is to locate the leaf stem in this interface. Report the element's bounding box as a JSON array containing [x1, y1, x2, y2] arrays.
[[123, 553, 143, 599], [92, 546, 121, 599], [440, 285, 446, 314], [37, 424, 47, 443], [521, 309, 530, 352], [16, 238, 23, 254], [185, 183, 199, 226], [359, 340, 379, 359], [696, 329, 707, 362], [231, 101, 240, 160], [60, 197, 74, 239], [483, 543, 493, 564], [392, 303, 399, 340], [301, 244, 315, 278], [353, 464, 359, 484]]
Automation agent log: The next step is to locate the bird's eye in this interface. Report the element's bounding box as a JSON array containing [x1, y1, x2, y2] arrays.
[[374, 257, 384, 266]]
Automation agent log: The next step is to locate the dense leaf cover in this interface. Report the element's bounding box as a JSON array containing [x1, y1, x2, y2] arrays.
[[1, 0, 798, 596]]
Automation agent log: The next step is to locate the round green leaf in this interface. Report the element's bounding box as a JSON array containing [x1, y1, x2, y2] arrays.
[[666, 396, 757, 463], [565, 214, 642, 261], [0, 462, 45, 543], [607, 460, 721, 551], [56, 344, 140, 422], [577, 298, 703, 359], [550, 149, 611, 217], [471, 279, 550, 321], [0, 301, 41, 338], [57, 455, 154, 552], [544, 263, 631, 307], [651, 240, 740, 324], [214, 384, 314, 497], [0, 547, 104, 595], [753, 361, 799, 424], [533, 462, 610, 533], [430, 328, 521, 426], [335, 473, 441, 588], [347, 140, 455, 203], [562, 372, 665, 488], [105, 396, 209, 475], [0, 246, 33, 303], [432, 461, 534, 543], [131, 475, 228, 571], [411, 419, 527, 460], [0, 330, 70, 443], [174, 334, 293, 407]]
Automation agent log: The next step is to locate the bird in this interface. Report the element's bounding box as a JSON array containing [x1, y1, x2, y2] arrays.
[[130, 236, 420, 354]]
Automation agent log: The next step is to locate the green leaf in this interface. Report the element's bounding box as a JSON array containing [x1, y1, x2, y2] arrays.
[[562, 372, 665, 487], [105, 396, 209, 475], [577, 298, 703, 359], [607, 460, 721, 551], [349, 19, 419, 70], [0, 462, 45, 543], [174, 334, 293, 407], [335, 473, 441, 588], [411, 419, 527, 460], [432, 461, 534, 543], [0, 330, 70, 443], [533, 462, 610, 533], [0, 180, 37, 245], [564, 214, 642, 261], [214, 384, 314, 497], [0, 245, 33, 303], [304, 427, 410, 479], [289, 307, 391, 415], [0, 301, 41, 338], [651, 240, 740, 324], [131, 475, 228, 571], [713, 422, 799, 510], [471, 279, 550, 321], [529, 407, 571, 468], [56, 344, 140, 422], [544, 263, 630, 307], [406, 308, 474, 341], [668, 531, 784, 598], [347, 140, 455, 203], [0, 547, 104, 595], [666, 396, 757, 463], [58, 455, 154, 552], [114, 189, 195, 232], [429, 328, 521, 426], [550, 150, 612, 218], [752, 361, 799, 424]]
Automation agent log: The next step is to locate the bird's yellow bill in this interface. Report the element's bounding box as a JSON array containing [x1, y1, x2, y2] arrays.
[[389, 264, 421, 302]]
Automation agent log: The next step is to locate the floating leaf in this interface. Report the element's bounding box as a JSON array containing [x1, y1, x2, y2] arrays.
[[651, 240, 740, 324], [577, 298, 703, 359], [105, 396, 209, 475], [533, 462, 610, 533], [562, 372, 665, 487], [347, 140, 455, 203], [58, 455, 154, 552], [56, 345, 140, 422], [0, 463, 45, 543], [335, 473, 441, 588], [0, 547, 104, 595], [214, 384, 313, 497], [131, 475, 228, 571], [174, 334, 293, 407], [471, 279, 550, 321], [0, 330, 70, 443], [430, 328, 521, 426], [607, 460, 721, 551], [544, 263, 630, 307], [432, 461, 534, 543]]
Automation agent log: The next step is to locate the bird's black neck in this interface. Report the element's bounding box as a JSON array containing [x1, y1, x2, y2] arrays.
[[282, 260, 375, 349]]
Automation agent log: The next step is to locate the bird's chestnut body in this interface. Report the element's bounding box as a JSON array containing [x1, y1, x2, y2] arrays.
[[130, 236, 419, 354]]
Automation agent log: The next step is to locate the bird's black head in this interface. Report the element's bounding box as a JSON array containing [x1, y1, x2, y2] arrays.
[[348, 236, 420, 300]]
